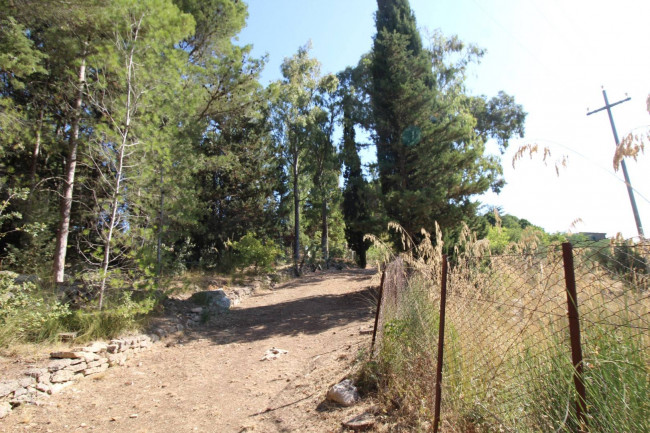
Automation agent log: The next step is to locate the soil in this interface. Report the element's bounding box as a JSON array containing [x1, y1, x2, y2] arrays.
[[1, 268, 381, 433]]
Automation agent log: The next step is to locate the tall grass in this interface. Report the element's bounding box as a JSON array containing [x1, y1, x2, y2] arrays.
[[364, 224, 649, 432]]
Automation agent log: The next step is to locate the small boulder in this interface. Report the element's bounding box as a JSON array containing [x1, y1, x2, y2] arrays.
[[326, 379, 359, 407], [0, 401, 12, 419], [342, 412, 376, 431]]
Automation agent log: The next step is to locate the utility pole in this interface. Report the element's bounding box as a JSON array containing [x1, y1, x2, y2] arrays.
[[587, 88, 644, 238]]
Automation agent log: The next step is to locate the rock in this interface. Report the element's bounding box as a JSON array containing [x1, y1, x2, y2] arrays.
[[48, 359, 73, 372], [260, 347, 288, 361], [24, 368, 48, 381], [0, 401, 12, 419], [326, 379, 359, 407], [77, 352, 101, 362], [83, 363, 108, 376], [66, 362, 87, 373], [83, 342, 108, 353], [50, 351, 81, 359], [50, 370, 75, 384], [13, 387, 28, 398], [107, 352, 127, 367], [0, 381, 21, 398], [57, 332, 78, 342], [342, 412, 376, 431], [191, 307, 203, 313], [86, 359, 105, 369], [49, 382, 74, 394], [35, 383, 51, 394], [18, 377, 35, 388], [190, 289, 231, 310]]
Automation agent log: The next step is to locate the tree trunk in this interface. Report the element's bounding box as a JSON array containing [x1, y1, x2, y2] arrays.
[[293, 155, 300, 276], [53, 52, 87, 284], [98, 18, 140, 310], [29, 108, 44, 191], [321, 197, 329, 267], [157, 162, 164, 277]]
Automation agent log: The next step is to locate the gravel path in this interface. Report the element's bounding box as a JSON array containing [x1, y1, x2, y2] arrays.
[[1, 268, 378, 433]]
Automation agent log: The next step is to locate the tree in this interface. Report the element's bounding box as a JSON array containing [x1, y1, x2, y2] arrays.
[[82, 0, 193, 307], [370, 0, 526, 240], [307, 73, 339, 265], [271, 44, 330, 275], [338, 67, 374, 268]]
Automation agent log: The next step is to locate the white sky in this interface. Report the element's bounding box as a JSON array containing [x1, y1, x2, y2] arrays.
[[238, 0, 650, 239]]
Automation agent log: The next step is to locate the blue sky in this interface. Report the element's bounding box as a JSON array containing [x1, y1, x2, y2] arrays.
[[238, 0, 650, 238]]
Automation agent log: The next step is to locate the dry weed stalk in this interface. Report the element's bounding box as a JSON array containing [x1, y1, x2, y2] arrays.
[[512, 143, 568, 176]]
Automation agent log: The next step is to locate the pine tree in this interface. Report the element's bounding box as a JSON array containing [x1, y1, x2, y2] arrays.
[[370, 0, 526, 239]]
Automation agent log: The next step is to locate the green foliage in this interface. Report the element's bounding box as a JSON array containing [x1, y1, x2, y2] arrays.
[[369, 0, 526, 240], [0, 273, 70, 346], [64, 291, 156, 342], [227, 233, 281, 273]]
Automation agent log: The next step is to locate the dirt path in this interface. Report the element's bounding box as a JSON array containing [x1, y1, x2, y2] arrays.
[[1, 268, 378, 433]]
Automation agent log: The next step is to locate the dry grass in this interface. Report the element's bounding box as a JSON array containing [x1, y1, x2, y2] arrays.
[[364, 223, 649, 432]]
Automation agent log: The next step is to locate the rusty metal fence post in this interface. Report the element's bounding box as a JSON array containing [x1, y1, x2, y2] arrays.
[[561, 242, 588, 432], [370, 267, 386, 353], [433, 255, 449, 433]]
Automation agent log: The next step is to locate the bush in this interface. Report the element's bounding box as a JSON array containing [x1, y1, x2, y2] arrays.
[[228, 233, 281, 273], [63, 291, 156, 342], [0, 272, 70, 346]]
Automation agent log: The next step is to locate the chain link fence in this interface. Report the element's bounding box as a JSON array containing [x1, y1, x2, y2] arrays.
[[371, 240, 649, 432]]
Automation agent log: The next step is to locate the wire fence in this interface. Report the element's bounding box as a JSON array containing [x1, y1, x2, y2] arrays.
[[371, 240, 649, 433]]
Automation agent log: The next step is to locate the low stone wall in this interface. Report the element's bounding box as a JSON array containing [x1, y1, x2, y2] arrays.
[[0, 334, 154, 419]]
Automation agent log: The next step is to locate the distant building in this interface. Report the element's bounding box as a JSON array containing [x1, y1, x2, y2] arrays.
[[579, 232, 607, 241]]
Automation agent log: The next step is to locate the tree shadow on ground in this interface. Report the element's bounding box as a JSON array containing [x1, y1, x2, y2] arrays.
[[178, 268, 378, 346]]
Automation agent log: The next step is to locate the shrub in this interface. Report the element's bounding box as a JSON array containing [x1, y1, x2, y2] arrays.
[[228, 233, 281, 273], [0, 272, 70, 346]]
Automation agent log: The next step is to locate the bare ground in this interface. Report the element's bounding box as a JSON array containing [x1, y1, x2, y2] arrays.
[[1, 268, 380, 433]]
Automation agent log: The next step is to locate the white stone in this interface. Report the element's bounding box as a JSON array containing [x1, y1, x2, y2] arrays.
[[50, 370, 75, 383], [260, 348, 288, 361], [326, 379, 359, 407], [0, 402, 12, 419]]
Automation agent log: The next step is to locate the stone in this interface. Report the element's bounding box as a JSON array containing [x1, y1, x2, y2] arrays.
[[24, 368, 48, 380], [35, 383, 51, 394], [190, 289, 231, 310], [83, 363, 108, 376], [49, 382, 74, 394], [326, 380, 359, 407], [260, 348, 288, 361], [342, 413, 376, 431], [0, 381, 21, 398], [50, 351, 82, 359], [0, 401, 12, 419], [50, 370, 75, 384], [66, 362, 87, 373], [106, 344, 119, 354], [86, 360, 105, 369], [57, 332, 77, 342], [83, 342, 108, 353], [18, 377, 35, 388], [107, 353, 127, 367], [13, 387, 28, 398], [76, 352, 101, 362], [48, 359, 73, 372], [190, 307, 203, 313]]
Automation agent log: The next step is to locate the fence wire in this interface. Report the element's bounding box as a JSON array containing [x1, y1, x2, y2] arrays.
[[372, 240, 649, 433]]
